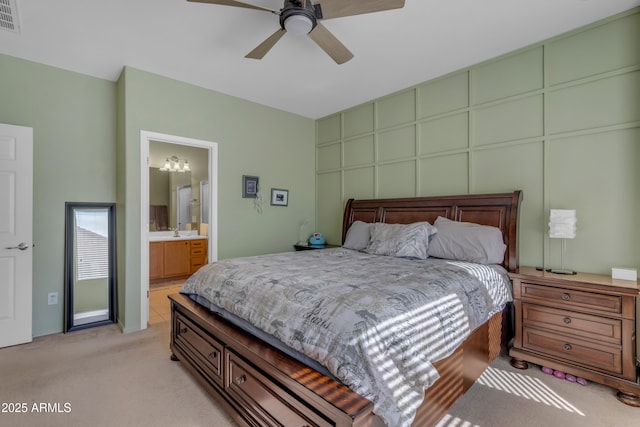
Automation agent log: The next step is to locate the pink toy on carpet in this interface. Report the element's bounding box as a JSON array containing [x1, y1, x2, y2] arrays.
[[541, 366, 588, 385]]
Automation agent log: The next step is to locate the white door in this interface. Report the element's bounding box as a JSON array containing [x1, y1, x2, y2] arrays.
[[0, 123, 33, 348]]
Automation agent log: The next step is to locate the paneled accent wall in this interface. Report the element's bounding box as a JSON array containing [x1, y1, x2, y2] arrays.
[[316, 9, 640, 275]]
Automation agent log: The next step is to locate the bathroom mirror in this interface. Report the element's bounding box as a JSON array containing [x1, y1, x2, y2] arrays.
[[64, 202, 116, 332], [149, 141, 209, 232], [149, 167, 192, 230]]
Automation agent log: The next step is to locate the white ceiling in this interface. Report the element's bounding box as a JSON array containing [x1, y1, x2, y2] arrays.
[[1, 0, 638, 119]]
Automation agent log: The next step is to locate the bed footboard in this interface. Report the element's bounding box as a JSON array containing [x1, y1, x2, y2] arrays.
[[169, 293, 503, 427]]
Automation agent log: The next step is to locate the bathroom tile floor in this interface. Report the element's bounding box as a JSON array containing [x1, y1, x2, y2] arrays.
[[148, 281, 184, 325]]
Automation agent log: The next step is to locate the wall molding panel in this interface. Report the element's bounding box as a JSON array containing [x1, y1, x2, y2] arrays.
[[316, 8, 639, 274]]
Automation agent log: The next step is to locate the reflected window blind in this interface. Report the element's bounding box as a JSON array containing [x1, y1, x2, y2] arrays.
[[75, 226, 109, 280]]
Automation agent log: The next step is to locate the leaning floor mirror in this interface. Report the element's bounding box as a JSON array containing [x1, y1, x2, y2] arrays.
[[64, 202, 116, 332]]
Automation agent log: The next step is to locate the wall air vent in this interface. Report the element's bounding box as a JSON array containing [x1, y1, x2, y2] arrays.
[[0, 0, 20, 33]]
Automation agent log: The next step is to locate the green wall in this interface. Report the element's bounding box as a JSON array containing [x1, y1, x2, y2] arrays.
[[0, 54, 117, 337], [1, 56, 314, 336], [316, 9, 640, 275], [1, 8, 637, 337], [117, 67, 315, 332], [75, 278, 109, 313]]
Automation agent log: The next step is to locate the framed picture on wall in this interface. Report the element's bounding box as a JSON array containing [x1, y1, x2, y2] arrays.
[[270, 188, 288, 206], [242, 175, 259, 198]]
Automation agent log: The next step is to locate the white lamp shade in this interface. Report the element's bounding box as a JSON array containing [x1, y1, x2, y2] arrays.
[[549, 209, 577, 239], [284, 15, 313, 35]]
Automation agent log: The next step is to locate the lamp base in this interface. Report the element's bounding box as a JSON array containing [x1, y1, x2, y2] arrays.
[[547, 268, 576, 275]]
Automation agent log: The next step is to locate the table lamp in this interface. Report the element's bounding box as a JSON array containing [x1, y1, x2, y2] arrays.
[[548, 209, 577, 275]]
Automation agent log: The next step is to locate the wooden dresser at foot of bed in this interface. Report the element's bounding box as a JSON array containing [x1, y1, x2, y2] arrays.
[[509, 267, 640, 406], [169, 293, 504, 427]]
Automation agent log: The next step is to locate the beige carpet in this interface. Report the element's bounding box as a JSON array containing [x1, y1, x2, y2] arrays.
[[442, 354, 637, 427], [1, 320, 636, 427], [0, 322, 238, 427]]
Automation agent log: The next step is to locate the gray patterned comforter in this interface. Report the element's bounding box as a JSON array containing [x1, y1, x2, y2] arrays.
[[181, 248, 512, 427]]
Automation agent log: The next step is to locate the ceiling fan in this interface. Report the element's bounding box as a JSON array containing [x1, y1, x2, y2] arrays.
[[188, 0, 405, 64]]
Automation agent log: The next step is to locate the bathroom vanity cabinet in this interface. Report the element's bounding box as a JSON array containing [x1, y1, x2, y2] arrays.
[[150, 237, 208, 281]]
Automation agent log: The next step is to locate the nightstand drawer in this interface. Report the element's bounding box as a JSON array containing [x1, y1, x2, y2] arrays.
[[520, 282, 622, 315], [522, 303, 622, 345], [523, 327, 623, 375]]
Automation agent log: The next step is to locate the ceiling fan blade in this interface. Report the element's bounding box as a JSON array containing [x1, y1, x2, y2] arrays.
[[314, 0, 405, 20], [308, 22, 353, 64], [245, 28, 287, 59], [187, 0, 279, 14]]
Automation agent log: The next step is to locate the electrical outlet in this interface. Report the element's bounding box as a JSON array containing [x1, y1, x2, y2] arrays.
[[48, 292, 58, 305]]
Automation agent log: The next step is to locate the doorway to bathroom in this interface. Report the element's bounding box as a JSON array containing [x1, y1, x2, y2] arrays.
[[140, 131, 218, 329]]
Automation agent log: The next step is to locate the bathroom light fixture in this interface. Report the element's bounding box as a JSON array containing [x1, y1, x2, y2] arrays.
[[548, 209, 577, 275], [160, 155, 190, 173]]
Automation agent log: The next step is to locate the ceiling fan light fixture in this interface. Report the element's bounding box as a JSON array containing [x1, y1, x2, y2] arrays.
[[192, 0, 406, 63], [284, 14, 313, 35]]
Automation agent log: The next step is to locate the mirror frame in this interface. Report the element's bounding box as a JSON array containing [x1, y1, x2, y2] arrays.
[[64, 202, 117, 332]]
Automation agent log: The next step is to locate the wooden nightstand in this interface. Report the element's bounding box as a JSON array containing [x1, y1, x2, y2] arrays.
[[509, 267, 640, 406], [293, 243, 340, 251]]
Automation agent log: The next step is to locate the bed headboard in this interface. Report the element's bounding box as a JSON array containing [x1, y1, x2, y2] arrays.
[[342, 191, 522, 272]]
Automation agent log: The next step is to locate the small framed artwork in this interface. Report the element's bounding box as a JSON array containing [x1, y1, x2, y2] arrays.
[[242, 175, 259, 198], [270, 188, 288, 206]]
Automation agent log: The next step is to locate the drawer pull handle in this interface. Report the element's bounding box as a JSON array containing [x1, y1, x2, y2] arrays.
[[234, 374, 246, 385], [561, 293, 571, 301], [208, 352, 217, 360], [563, 343, 572, 351], [179, 327, 188, 334], [563, 317, 571, 324]]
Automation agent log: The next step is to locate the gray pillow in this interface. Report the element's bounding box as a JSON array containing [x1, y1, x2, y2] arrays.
[[428, 216, 506, 264], [364, 222, 436, 259], [342, 221, 372, 250]]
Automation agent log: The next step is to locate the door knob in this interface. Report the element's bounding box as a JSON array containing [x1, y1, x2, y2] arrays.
[[5, 242, 30, 250]]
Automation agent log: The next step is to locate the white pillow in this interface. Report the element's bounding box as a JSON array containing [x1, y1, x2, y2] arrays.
[[364, 222, 436, 259], [342, 221, 372, 250], [428, 216, 506, 264]]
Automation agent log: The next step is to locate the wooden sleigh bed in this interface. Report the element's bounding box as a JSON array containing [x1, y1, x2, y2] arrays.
[[169, 191, 522, 427]]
